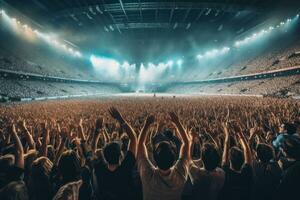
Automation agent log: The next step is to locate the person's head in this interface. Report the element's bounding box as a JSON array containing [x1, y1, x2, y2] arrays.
[[0, 154, 15, 167], [153, 141, 176, 170], [120, 133, 129, 152], [163, 129, 174, 139], [0, 181, 29, 200], [281, 135, 300, 160], [256, 143, 275, 163], [58, 150, 81, 183], [229, 147, 244, 171], [201, 143, 220, 171], [103, 142, 121, 165], [31, 157, 53, 180], [52, 180, 82, 200], [280, 123, 296, 135], [111, 132, 119, 141], [266, 131, 275, 143]]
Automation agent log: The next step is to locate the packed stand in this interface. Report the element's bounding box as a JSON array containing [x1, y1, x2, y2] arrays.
[[166, 75, 300, 98], [0, 79, 121, 99], [0, 97, 300, 200]]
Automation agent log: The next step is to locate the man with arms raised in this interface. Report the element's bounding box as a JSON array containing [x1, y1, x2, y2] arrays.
[[136, 112, 191, 200]]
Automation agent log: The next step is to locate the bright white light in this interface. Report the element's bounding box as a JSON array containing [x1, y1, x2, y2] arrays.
[[297, 14, 299, 18], [75, 51, 82, 57], [167, 60, 174, 67], [68, 48, 74, 53], [177, 59, 183, 66], [1, 10, 82, 58], [197, 54, 204, 59], [90, 55, 120, 78]]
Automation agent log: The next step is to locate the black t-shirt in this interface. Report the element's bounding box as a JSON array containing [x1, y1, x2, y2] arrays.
[[219, 164, 253, 200], [252, 161, 282, 200], [0, 165, 24, 189], [94, 151, 136, 200], [276, 160, 300, 200]]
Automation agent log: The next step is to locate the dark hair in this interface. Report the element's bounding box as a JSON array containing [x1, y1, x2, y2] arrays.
[[154, 141, 176, 170], [164, 129, 174, 139], [58, 150, 81, 183], [0, 181, 29, 200], [120, 134, 129, 152], [103, 142, 121, 165], [284, 123, 297, 135], [282, 135, 300, 160], [29, 157, 53, 200], [256, 143, 274, 163], [230, 147, 244, 171], [201, 143, 220, 171]]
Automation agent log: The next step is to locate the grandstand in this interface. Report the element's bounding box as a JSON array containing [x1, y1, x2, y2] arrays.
[[1, 1, 300, 200], [0, 0, 300, 101]]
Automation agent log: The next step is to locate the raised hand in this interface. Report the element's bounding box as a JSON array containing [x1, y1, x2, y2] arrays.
[[169, 111, 181, 125], [60, 127, 70, 140], [145, 115, 155, 126], [95, 117, 104, 132], [109, 107, 125, 124]]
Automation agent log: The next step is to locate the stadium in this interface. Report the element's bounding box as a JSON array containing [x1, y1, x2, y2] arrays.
[[0, 0, 299, 200]]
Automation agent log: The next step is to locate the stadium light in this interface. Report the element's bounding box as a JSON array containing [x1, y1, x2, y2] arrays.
[[177, 59, 183, 66], [1, 10, 83, 59], [167, 60, 174, 67]]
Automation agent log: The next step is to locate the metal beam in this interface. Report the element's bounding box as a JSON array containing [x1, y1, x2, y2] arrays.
[[31, 0, 48, 11], [139, 0, 143, 22], [112, 22, 190, 29], [195, 9, 205, 21], [118, 0, 129, 21], [53, 2, 261, 19], [169, 8, 174, 23], [183, 8, 191, 23]]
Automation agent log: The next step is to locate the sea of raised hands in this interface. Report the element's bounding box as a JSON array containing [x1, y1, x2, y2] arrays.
[[0, 96, 299, 200]]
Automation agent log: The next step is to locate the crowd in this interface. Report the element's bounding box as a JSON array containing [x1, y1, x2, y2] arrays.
[[0, 79, 121, 99], [166, 74, 300, 97], [0, 96, 299, 200], [212, 40, 300, 79]]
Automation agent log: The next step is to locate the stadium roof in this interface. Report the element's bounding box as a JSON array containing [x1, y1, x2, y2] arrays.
[[1, 0, 300, 63]]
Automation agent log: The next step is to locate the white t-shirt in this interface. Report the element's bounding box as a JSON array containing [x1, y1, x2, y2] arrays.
[[138, 157, 188, 200]]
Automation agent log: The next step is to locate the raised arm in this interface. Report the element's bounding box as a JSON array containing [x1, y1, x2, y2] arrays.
[[169, 112, 191, 163], [11, 124, 24, 169], [109, 107, 138, 155], [78, 118, 86, 141], [20, 120, 36, 150], [92, 118, 104, 154], [137, 115, 155, 159], [221, 122, 230, 167], [40, 122, 49, 157], [237, 129, 252, 166]]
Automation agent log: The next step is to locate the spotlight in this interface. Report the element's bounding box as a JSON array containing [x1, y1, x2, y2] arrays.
[[176, 59, 183, 66], [167, 60, 174, 67], [197, 54, 204, 59]]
